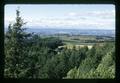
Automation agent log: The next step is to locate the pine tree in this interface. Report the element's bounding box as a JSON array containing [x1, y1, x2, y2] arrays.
[[4, 8, 29, 78]]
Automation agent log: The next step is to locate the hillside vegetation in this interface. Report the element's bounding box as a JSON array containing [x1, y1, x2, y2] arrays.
[[4, 9, 115, 79]]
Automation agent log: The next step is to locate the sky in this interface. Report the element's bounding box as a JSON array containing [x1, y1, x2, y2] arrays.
[[5, 4, 115, 30]]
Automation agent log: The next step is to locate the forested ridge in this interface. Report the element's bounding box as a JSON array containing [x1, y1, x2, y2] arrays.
[[4, 9, 115, 79]]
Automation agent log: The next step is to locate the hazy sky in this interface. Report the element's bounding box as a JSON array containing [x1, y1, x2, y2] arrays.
[[5, 4, 115, 30]]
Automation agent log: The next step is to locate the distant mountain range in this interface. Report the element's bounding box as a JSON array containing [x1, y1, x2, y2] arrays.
[[4, 27, 115, 37]]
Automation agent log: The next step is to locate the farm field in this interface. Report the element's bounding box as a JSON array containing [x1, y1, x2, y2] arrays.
[[50, 34, 115, 50]]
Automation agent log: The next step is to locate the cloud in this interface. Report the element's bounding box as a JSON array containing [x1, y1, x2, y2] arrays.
[[69, 10, 114, 18], [5, 9, 115, 30], [24, 15, 114, 30], [67, 12, 78, 16]]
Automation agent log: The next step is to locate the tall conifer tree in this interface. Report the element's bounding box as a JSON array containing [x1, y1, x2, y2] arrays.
[[4, 8, 29, 78]]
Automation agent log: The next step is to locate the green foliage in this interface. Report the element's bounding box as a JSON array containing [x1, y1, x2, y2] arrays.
[[65, 43, 115, 79], [4, 8, 30, 78], [4, 9, 115, 79], [64, 67, 80, 79]]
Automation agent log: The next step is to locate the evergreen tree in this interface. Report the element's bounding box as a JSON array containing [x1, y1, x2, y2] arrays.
[[65, 43, 115, 79], [4, 8, 30, 78]]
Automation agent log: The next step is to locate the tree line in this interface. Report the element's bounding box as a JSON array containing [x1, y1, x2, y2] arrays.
[[4, 9, 115, 79]]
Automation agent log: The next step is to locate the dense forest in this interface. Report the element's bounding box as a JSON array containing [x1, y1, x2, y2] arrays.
[[4, 9, 115, 79]]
